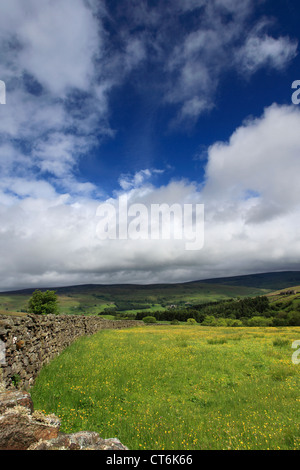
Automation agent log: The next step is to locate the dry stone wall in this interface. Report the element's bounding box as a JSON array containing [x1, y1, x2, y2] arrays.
[[0, 314, 142, 390], [0, 390, 128, 450]]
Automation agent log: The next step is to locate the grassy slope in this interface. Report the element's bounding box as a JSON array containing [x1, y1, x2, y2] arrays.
[[267, 285, 300, 311]]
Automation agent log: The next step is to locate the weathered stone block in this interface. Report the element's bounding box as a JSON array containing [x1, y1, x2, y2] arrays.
[[0, 390, 34, 414], [28, 432, 128, 450], [0, 407, 60, 450]]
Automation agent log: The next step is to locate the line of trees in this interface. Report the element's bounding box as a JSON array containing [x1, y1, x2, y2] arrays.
[[135, 296, 300, 326]]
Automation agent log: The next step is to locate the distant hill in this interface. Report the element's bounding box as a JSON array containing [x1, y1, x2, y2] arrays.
[[196, 271, 300, 290], [1, 270, 300, 316], [3, 270, 300, 295]]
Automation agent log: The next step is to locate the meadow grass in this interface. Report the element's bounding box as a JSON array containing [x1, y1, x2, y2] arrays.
[[30, 325, 300, 450]]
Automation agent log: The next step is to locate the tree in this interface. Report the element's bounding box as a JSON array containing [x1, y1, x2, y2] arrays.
[[28, 290, 58, 315]]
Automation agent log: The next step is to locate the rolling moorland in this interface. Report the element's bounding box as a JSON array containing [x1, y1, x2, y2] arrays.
[[1, 271, 300, 326]]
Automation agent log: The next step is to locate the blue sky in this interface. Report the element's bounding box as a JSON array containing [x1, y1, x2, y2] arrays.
[[1, 0, 300, 290], [84, 0, 300, 194]]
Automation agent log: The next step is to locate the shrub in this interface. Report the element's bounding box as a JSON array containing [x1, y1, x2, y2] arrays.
[[142, 316, 157, 324], [201, 315, 217, 326], [170, 319, 180, 325], [187, 318, 197, 324], [247, 316, 272, 327]]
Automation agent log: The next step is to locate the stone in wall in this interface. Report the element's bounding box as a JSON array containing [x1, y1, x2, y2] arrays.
[[0, 389, 33, 414]]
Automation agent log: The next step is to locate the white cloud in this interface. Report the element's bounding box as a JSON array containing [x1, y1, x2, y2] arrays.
[[238, 34, 298, 73], [203, 104, 300, 216], [0, 0, 101, 96], [118, 169, 164, 191], [0, 177, 58, 200]]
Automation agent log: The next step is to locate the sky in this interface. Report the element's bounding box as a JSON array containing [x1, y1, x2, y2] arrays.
[[1, 0, 300, 290]]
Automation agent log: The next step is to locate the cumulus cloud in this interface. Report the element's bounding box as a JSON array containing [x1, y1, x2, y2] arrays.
[[0, 0, 101, 96], [203, 104, 300, 215], [0, 104, 300, 290]]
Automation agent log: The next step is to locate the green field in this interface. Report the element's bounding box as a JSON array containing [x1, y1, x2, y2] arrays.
[[30, 325, 300, 450]]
